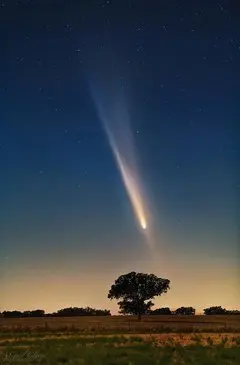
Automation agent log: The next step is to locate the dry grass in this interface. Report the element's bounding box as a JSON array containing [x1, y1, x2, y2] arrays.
[[0, 321, 240, 364], [0, 332, 239, 347], [0, 332, 240, 365]]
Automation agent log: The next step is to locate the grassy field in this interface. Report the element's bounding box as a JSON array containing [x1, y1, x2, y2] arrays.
[[0, 316, 240, 364], [0, 315, 240, 334]]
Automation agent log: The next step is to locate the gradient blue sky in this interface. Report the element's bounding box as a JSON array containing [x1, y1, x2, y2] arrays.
[[0, 0, 239, 313]]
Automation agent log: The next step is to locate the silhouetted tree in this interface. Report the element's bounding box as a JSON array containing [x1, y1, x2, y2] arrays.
[[2, 311, 23, 318], [95, 309, 111, 316], [150, 307, 172, 315], [22, 310, 45, 317], [203, 306, 227, 315], [22, 311, 31, 317], [31, 310, 45, 317], [226, 310, 240, 315], [56, 307, 111, 317], [2, 310, 45, 318], [0, 308, 110, 318], [108, 272, 170, 320], [174, 307, 195, 315]]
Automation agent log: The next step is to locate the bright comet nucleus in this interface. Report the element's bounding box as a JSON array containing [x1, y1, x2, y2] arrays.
[[142, 221, 147, 230]]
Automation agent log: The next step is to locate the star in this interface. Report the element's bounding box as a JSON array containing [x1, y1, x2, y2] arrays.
[[136, 24, 145, 32], [16, 56, 24, 63], [65, 24, 73, 31], [136, 45, 144, 52]]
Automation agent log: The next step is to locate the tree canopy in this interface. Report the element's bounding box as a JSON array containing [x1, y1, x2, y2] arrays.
[[150, 307, 172, 315], [108, 271, 170, 320], [174, 307, 196, 315]]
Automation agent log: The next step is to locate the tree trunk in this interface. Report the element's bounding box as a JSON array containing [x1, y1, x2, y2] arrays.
[[137, 298, 142, 320]]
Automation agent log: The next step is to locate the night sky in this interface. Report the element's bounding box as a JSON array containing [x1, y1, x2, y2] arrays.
[[1, 0, 239, 313]]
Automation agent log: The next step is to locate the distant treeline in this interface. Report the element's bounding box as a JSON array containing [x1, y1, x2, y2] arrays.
[[0, 307, 111, 318], [150, 306, 240, 316], [0, 306, 239, 318]]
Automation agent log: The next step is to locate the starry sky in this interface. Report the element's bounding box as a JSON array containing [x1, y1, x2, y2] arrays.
[[1, 0, 239, 314]]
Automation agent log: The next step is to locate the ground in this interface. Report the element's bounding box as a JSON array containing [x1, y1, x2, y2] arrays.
[[0, 315, 239, 364]]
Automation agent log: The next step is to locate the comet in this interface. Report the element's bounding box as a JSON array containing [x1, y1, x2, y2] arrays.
[[89, 83, 149, 233], [111, 142, 148, 231]]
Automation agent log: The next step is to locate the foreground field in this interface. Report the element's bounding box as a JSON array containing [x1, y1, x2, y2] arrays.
[[0, 332, 240, 364], [0, 316, 240, 364]]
